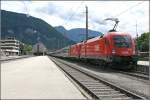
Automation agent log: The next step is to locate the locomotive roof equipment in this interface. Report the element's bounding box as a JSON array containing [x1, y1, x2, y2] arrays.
[[105, 18, 120, 32]]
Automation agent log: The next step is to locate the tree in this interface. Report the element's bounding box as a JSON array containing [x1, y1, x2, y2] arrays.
[[137, 32, 149, 52], [20, 43, 32, 55], [24, 44, 32, 54]]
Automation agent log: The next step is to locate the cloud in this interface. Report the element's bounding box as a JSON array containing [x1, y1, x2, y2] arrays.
[[35, 3, 57, 15], [32, 2, 83, 23], [1, 1, 26, 13]]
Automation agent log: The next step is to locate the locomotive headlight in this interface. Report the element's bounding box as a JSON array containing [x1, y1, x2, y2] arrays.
[[112, 49, 116, 54]]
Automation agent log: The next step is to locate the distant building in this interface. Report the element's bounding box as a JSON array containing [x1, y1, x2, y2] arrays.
[[0, 37, 21, 56], [32, 42, 47, 55]]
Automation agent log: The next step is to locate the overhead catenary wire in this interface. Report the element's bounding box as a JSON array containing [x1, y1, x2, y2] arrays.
[[21, 1, 41, 43], [61, 4, 75, 25], [114, 1, 145, 17], [22, 1, 30, 17], [103, 1, 145, 25], [102, 1, 145, 32], [62, 1, 84, 27]]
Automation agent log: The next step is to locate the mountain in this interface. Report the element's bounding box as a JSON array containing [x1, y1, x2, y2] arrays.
[[1, 10, 74, 50], [55, 26, 102, 42], [54, 26, 67, 35]]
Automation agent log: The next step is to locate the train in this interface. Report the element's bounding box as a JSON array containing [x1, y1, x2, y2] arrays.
[[50, 19, 138, 69]]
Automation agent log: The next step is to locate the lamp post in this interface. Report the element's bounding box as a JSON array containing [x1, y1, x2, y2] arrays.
[[85, 5, 88, 41], [85, 5, 88, 57], [136, 20, 139, 55]]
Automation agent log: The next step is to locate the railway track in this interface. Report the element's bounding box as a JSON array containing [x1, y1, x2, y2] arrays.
[[60, 57, 149, 80], [50, 57, 145, 100], [116, 70, 149, 80]]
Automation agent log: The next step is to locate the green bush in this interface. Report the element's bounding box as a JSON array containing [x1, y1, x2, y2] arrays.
[[137, 32, 149, 52]]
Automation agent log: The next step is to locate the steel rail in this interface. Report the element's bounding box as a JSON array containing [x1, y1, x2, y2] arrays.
[[50, 57, 145, 100]]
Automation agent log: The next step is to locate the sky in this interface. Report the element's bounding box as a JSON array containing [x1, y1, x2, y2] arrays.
[[1, 0, 149, 38]]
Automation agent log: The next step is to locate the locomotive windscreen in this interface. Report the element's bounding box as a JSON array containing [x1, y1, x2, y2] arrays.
[[113, 35, 131, 48]]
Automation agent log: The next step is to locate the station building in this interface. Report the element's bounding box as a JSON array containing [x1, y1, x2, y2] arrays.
[[0, 37, 21, 56]]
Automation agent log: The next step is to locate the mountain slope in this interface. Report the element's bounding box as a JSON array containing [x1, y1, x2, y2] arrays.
[[55, 26, 102, 42], [1, 10, 74, 50]]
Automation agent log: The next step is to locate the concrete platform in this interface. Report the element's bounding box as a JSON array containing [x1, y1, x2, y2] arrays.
[[1, 56, 86, 99]]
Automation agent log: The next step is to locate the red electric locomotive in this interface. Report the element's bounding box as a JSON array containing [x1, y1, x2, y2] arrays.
[[69, 18, 138, 68], [69, 32, 137, 67]]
